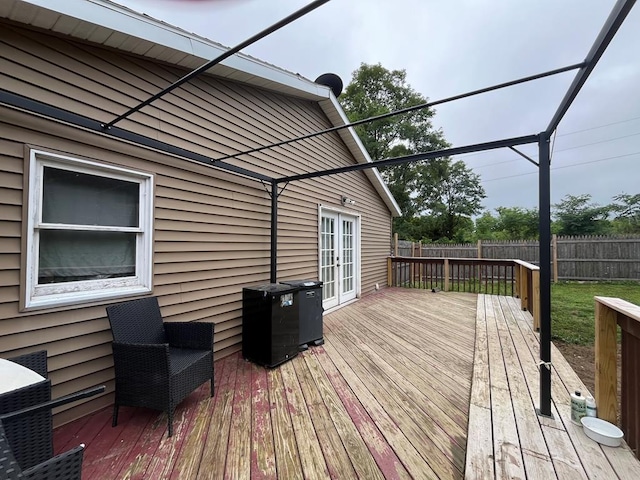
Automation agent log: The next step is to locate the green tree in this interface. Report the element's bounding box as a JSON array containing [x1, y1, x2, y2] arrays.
[[494, 207, 539, 240], [339, 63, 448, 161], [339, 63, 485, 242], [553, 194, 612, 236], [610, 193, 640, 234], [420, 160, 485, 241], [475, 211, 499, 240]]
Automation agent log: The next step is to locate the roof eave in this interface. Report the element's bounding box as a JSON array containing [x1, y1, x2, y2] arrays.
[[6, 0, 328, 101]]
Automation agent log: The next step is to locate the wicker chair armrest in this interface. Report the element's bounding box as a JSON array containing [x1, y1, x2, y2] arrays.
[[164, 322, 214, 350], [21, 444, 84, 480], [0, 386, 105, 424], [111, 342, 170, 376], [7, 350, 48, 378]]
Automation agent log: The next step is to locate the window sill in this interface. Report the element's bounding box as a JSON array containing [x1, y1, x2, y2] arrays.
[[24, 285, 152, 311]]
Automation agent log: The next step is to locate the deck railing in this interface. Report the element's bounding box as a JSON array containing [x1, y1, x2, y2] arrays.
[[387, 256, 540, 328], [594, 296, 640, 458]]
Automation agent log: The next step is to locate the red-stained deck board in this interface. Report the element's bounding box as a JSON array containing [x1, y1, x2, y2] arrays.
[[266, 363, 304, 479], [290, 355, 356, 479], [149, 356, 220, 480], [53, 405, 112, 454], [224, 355, 252, 479], [85, 408, 155, 478], [310, 346, 410, 480], [168, 357, 226, 480], [196, 353, 240, 479], [80, 406, 138, 479], [250, 362, 277, 479]]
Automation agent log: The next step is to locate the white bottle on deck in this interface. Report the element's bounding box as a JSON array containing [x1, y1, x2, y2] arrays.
[[571, 390, 586, 423], [585, 395, 597, 418]]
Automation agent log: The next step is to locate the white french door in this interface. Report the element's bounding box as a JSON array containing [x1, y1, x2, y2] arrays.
[[320, 210, 359, 310]]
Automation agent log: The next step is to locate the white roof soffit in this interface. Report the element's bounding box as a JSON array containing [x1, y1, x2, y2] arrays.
[[2, 0, 401, 216]]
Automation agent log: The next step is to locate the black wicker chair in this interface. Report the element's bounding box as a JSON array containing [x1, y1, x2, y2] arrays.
[[0, 351, 52, 470], [0, 350, 104, 480], [0, 419, 84, 480], [105, 296, 214, 437]]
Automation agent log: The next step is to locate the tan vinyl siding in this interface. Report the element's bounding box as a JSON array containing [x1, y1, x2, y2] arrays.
[[0, 21, 393, 425]]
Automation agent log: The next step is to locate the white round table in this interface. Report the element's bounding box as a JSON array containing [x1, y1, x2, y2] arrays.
[[0, 358, 46, 394]]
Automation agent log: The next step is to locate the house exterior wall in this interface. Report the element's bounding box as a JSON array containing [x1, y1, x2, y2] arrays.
[[0, 21, 393, 424]]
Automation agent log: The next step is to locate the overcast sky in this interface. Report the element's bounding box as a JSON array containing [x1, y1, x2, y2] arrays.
[[119, 0, 639, 213]]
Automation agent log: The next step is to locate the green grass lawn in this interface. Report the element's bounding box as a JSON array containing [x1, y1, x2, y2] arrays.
[[551, 282, 640, 345]]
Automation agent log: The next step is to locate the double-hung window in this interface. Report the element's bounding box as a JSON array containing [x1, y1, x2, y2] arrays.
[[24, 149, 154, 309]]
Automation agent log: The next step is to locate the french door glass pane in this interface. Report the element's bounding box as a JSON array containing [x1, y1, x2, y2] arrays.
[[321, 217, 335, 300], [342, 220, 354, 292]]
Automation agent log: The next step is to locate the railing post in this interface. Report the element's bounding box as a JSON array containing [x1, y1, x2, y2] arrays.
[[552, 234, 559, 283], [514, 263, 521, 298], [444, 259, 450, 292], [411, 242, 416, 286], [532, 269, 540, 331], [595, 299, 618, 424], [387, 257, 392, 287], [520, 267, 529, 311], [394, 232, 398, 256]]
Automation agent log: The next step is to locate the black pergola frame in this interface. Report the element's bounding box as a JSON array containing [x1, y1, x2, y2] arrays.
[[0, 0, 634, 419]]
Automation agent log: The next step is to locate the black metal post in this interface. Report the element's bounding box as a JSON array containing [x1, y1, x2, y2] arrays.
[[538, 132, 552, 417], [270, 180, 278, 283]]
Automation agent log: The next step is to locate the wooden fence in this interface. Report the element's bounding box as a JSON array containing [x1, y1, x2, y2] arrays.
[[393, 234, 640, 282]]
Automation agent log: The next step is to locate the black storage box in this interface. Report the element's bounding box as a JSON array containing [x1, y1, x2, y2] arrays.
[[242, 283, 299, 368], [280, 280, 324, 349]]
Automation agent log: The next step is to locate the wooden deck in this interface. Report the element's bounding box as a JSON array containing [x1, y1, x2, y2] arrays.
[[54, 288, 477, 479], [466, 294, 640, 480], [53, 289, 640, 479]]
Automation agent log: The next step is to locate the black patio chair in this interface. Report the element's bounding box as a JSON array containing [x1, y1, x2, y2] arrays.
[[0, 419, 84, 480], [0, 350, 104, 480], [0, 351, 52, 470], [105, 296, 214, 437]]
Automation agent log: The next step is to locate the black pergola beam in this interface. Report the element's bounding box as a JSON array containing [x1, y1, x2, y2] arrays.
[[217, 62, 585, 162], [102, 0, 331, 130], [546, 0, 636, 135], [276, 134, 539, 184], [0, 88, 272, 182]]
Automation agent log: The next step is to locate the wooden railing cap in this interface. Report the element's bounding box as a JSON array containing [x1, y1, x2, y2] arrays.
[[388, 256, 517, 264], [595, 296, 640, 322], [513, 259, 540, 270]]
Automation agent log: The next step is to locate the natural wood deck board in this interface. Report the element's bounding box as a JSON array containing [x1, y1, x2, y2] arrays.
[[54, 288, 475, 479], [466, 294, 640, 480]]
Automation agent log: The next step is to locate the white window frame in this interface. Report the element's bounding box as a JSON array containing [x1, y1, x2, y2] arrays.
[[24, 149, 154, 310]]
